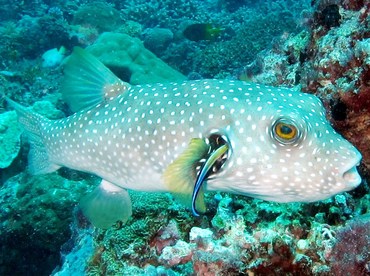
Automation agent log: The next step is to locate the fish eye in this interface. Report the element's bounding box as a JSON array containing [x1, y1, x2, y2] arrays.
[[272, 119, 300, 144]]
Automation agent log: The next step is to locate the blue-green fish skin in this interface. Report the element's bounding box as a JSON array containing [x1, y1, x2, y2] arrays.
[[22, 78, 361, 203]]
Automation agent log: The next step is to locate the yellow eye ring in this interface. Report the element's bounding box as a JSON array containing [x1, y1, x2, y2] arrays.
[[272, 119, 300, 144]]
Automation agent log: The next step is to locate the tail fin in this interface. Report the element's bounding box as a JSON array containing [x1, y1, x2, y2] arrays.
[[6, 98, 60, 174]]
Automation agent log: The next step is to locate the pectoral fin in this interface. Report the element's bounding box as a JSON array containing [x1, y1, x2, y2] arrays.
[[79, 179, 132, 229], [163, 138, 210, 213]]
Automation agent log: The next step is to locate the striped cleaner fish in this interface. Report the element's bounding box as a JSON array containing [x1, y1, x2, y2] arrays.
[[6, 48, 362, 228]]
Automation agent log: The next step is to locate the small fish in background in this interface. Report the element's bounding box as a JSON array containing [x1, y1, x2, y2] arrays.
[[6, 47, 362, 229], [183, 23, 223, 42], [41, 46, 66, 68]]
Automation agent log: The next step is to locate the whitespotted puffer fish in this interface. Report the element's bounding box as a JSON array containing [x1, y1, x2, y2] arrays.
[[6, 48, 362, 228]]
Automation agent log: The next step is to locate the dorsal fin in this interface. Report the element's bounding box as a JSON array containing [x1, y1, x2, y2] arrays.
[[61, 47, 131, 113]]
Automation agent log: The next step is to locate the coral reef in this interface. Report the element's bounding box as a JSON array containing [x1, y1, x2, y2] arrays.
[[247, 1, 370, 171], [54, 225, 95, 276], [72, 2, 122, 33], [53, 1, 369, 275], [86, 32, 186, 84], [82, 191, 198, 275], [119, 0, 203, 30], [0, 171, 98, 276], [142, 28, 174, 56], [0, 111, 22, 169], [10, 13, 71, 59], [329, 216, 370, 275], [57, 188, 370, 275], [192, 12, 300, 78], [1, 0, 369, 275]]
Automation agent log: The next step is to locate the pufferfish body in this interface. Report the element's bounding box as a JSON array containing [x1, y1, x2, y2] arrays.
[[6, 48, 362, 228]]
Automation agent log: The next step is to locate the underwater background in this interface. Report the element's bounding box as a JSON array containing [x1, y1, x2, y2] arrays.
[[0, 0, 370, 275]]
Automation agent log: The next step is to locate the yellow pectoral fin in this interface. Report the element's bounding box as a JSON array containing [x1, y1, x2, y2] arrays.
[[163, 138, 210, 213]]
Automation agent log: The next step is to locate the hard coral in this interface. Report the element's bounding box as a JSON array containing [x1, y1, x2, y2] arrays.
[[120, 0, 200, 30], [15, 13, 71, 58], [143, 28, 174, 56], [0, 111, 22, 169], [159, 240, 192, 267], [72, 2, 122, 33], [57, 188, 370, 275], [150, 220, 181, 254], [194, 12, 299, 79], [86, 32, 186, 84]]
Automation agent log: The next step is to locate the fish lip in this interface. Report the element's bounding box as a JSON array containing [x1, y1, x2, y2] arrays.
[[341, 156, 362, 188]]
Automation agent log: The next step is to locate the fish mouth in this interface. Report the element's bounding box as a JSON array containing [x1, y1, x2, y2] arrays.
[[341, 158, 362, 188]]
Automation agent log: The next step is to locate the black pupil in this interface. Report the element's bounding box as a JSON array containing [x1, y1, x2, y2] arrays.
[[281, 125, 293, 134]]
